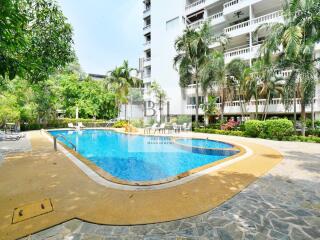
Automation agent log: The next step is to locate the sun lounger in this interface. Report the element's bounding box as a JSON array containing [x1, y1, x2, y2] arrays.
[[78, 122, 86, 128], [68, 123, 76, 129], [154, 123, 166, 134], [144, 123, 158, 134]]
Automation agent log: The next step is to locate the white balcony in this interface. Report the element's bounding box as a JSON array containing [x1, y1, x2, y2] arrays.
[[185, 0, 206, 15], [144, 57, 151, 66], [143, 24, 151, 34], [144, 41, 151, 49], [186, 83, 218, 95], [219, 98, 320, 115], [188, 11, 224, 29], [224, 44, 261, 64], [186, 105, 205, 115], [143, 7, 151, 18], [223, 0, 262, 15], [224, 11, 283, 37]]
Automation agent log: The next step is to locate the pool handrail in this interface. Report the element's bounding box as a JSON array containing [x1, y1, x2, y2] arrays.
[[54, 134, 77, 151]]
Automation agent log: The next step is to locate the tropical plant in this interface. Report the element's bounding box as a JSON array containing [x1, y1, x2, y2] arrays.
[[226, 58, 250, 117], [106, 61, 142, 120], [174, 22, 228, 123], [257, 0, 320, 135], [0, 0, 74, 83], [200, 95, 218, 123], [148, 81, 167, 123]]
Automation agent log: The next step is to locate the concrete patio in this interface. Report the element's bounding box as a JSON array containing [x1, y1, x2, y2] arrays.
[[0, 131, 319, 240]]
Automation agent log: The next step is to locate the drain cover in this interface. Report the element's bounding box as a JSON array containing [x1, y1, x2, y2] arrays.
[[12, 199, 53, 224]]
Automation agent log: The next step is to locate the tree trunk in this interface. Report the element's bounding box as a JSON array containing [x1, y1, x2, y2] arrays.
[[311, 96, 315, 130], [195, 78, 199, 123], [263, 92, 271, 121], [293, 90, 297, 132], [301, 101, 306, 137], [220, 88, 225, 122], [124, 104, 127, 120]]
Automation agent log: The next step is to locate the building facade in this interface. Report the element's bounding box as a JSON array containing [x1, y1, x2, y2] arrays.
[[141, 0, 320, 121]]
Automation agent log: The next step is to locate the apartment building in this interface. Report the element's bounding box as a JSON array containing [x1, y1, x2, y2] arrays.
[[141, 0, 320, 121]]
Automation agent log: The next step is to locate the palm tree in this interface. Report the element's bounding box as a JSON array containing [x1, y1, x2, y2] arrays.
[[199, 50, 229, 121], [257, 0, 320, 135], [106, 60, 142, 120], [226, 58, 250, 118], [174, 22, 227, 123], [148, 81, 167, 123], [106, 66, 130, 118]]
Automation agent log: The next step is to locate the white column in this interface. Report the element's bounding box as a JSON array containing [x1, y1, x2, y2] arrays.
[[249, 5, 253, 67]]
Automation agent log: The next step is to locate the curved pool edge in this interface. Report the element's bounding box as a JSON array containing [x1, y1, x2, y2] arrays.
[[43, 128, 252, 190]]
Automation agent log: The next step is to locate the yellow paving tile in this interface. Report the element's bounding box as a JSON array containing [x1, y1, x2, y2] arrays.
[[0, 131, 282, 240]]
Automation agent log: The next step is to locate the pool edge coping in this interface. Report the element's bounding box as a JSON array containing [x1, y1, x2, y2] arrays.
[[42, 128, 253, 191]]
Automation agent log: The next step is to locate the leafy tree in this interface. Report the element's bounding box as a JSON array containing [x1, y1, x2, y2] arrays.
[[148, 82, 167, 123], [258, 0, 320, 135], [0, 0, 74, 83], [106, 60, 142, 120], [174, 22, 228, 123]]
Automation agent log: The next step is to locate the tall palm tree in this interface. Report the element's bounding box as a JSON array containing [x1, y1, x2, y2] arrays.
[[148, 81, 167, 123], [257, 0, 320, 135], [174, 22, 227, 123], [106, 66, 130, 118], [106, 61, 142, 120], [226, 58, 250, 118]]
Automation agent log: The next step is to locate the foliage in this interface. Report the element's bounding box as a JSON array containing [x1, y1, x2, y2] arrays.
[[0, 93, 20, 125], [244, 120, 264, 138], [305, 129, 320, 137], [106, 60, 142, 119], [263, 119, 294, 140], [174, 115, 191, 125], [194, 128, 245, 137], [257, 0, 320, 135], [174, 22, 228, 122], [200, 95, 218, 116], [113, 120, 128, 128], [129, 119, 144, 128], [0, 0, 74, 82], [221, 119, 239, 131], [20, 118, 106, 131], [284, 135, 320, 143]]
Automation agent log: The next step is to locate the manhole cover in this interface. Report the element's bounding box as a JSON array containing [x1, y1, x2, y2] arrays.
[[12, 199, 53, 224]]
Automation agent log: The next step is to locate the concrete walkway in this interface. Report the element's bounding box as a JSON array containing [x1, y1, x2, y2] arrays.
[[1, 132, 319, 240]]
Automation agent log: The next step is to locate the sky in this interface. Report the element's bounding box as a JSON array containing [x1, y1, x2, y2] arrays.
[[57, 0, 143, 74]]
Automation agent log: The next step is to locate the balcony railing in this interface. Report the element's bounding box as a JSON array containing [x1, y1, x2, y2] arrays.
[[189, 11, 223, 29], [224, 44, 261, 63], [223, 0, 242, 9], [143, 6, 151, 14], [144, 57, 151, 62], [143, 25, 151, 31], [224, 11, 283, 35], [144, 41, 151, 47], [185, 0, 205, 12]]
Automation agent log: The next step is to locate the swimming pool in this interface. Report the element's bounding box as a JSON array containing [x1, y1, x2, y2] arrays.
[[49, 130, 239, 184]]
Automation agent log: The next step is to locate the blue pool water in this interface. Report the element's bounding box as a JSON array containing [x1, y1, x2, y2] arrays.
[[49, 130, 237, 182], [175, 138, 233, 149]]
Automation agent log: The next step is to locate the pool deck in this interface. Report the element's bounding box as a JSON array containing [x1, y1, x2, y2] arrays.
[[0, 129, 305, 240]]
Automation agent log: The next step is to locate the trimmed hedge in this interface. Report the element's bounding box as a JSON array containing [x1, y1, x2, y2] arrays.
[[20, 118, 107, 131], [264, 119, 294, 140], [244, 120, 264, 138], [113, 120, 128, 128], [244, 119, 293, 140], [285, 135, 320, 143], [194, 128, 245, 137]]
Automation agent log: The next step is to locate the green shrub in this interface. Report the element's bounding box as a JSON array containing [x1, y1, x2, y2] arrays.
[[244, 120, 264, 137], [306, 129, 320, 137], [113, 120, 128, 128], [264, 119, 294, 140], [130, 119, 144, 128], [176, 115, 192, 125], [286, 135, 320, 143], [194, 128, 245, 137]]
